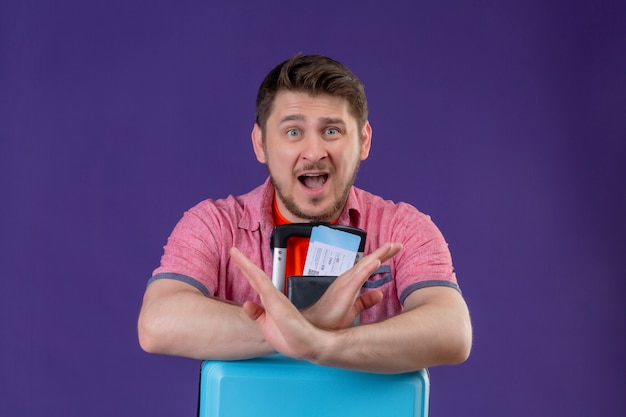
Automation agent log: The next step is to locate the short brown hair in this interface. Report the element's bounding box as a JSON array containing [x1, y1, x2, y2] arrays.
[[255, 54, 368, 132]]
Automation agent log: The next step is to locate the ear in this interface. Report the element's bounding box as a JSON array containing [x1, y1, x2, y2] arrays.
[[359, 120, 373, 161], [251, 123, 267, 164]]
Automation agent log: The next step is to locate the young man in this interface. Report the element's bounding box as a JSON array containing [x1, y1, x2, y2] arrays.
[[138, 54, 472, 373]]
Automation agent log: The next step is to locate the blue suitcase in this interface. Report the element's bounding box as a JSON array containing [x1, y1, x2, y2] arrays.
[[198, 354, 429, 417]]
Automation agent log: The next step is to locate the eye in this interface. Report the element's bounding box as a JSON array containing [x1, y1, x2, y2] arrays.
[[325, 127, 340, 136], [286, 128, 300, 137]]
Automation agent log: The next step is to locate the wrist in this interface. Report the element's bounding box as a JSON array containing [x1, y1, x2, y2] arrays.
[[310, 328, 347, 367]]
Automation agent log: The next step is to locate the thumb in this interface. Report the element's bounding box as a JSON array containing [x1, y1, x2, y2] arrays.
[[243, 300, 265, 321], [354, 290, 383, 313]]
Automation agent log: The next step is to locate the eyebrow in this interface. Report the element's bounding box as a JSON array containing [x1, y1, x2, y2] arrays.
[[320, 117, 346, 126], [278, 114, 346, 126], [279, 114, 305, 124]]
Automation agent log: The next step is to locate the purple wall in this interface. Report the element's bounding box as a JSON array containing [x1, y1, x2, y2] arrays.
[[2, 1, 624, 416]]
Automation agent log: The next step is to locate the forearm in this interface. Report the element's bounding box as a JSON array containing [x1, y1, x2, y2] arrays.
[[138, 279, 274, 360], [230, 245, 472, 373], [313, 288, 472, 373]]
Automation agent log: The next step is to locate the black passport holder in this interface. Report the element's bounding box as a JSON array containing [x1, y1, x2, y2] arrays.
[[287, 275, 337, 309]]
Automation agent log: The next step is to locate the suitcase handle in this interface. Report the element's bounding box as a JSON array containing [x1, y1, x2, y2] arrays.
[[270, 223, 367, 292], [270, 223, 367, 251]]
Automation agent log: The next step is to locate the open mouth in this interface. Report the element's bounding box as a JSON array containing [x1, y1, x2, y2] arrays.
[[298, 173, 329, 190]]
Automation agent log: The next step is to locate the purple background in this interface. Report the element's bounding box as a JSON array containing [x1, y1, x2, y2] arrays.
[[2, 1, 624, 416]]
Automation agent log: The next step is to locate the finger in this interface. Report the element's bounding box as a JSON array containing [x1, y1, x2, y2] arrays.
[[372, 242, 403, 264], [354, 242, 402, 279], [230, 247, 276, 295], [230, 247, 295, 313], [348, 256, 381, 288], [229, 247, 262, 289], [325, 243, 395, 298], [337, 243, 403, 295], [356, 290, 383, 312], [345, 243, 396, 282], [242, 300, 265, 321]]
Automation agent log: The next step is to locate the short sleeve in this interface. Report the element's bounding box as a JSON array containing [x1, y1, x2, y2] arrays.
[[390, 204, 459, 303], [151, 203, 226, 296]]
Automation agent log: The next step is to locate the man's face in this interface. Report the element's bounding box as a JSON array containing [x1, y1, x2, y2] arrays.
[[252, 91, 372, 223]]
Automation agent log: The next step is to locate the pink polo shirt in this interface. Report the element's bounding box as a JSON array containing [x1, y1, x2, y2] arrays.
[[150, 178, 459, 323]]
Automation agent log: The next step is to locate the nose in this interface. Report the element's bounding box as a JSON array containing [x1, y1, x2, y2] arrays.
[[301, 135, 328, 163]]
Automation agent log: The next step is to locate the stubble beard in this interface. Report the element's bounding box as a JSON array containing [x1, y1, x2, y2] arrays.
[[269, 162, 360, 223]]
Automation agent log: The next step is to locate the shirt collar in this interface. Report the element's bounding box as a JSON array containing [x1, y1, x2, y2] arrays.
[[239, 177, 275, 234], [239, 177, 362, 231], [338, 186, 362, 228]]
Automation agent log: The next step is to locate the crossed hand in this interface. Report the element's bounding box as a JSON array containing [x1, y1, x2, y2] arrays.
[[229, 243, 402, 361]]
